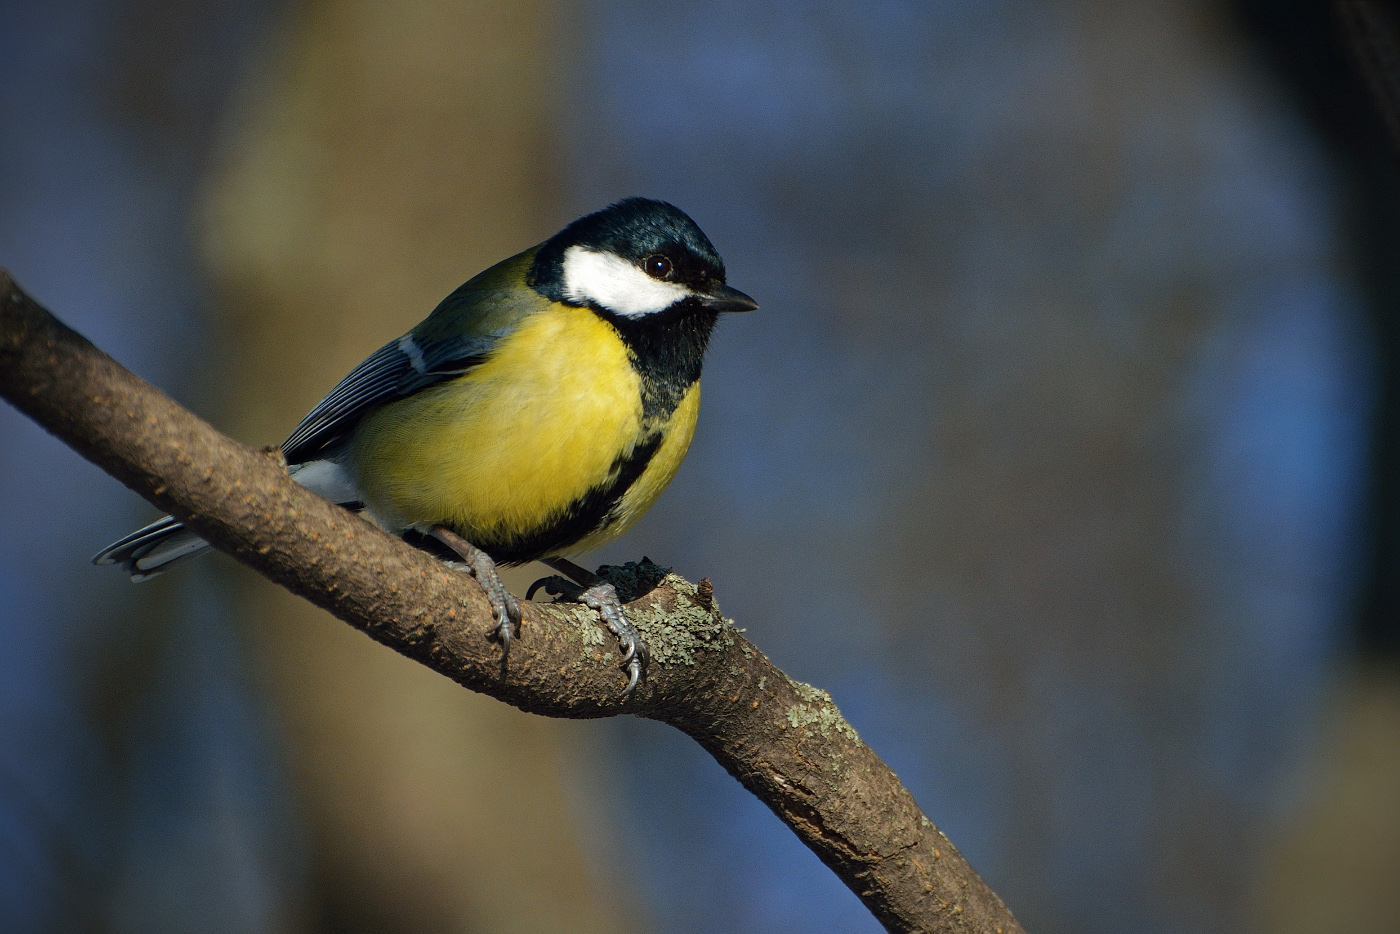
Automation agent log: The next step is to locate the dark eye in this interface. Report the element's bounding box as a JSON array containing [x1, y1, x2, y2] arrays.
[[643, 254, 673, 279]]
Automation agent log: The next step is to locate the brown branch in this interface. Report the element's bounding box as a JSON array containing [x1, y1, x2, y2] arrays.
[[0, 270, 1023, 934]]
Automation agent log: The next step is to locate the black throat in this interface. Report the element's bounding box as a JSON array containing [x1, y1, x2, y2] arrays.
[[596, 300, 719, 420]]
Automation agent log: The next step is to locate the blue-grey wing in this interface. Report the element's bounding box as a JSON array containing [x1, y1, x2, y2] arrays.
[[279, 332, 495, 464], [279, 247, 547, 465]]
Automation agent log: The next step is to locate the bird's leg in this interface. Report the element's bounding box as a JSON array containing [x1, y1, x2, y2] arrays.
[[428, 526, 521, 655], [542, 557, 648, 695], [526, 574, 583, 601]]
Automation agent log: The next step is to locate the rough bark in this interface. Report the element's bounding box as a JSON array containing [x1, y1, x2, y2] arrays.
[[0, 271, 1023, 934]]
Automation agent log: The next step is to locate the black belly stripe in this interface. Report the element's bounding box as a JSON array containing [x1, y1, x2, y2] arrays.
[[469, 433, 665, 566]]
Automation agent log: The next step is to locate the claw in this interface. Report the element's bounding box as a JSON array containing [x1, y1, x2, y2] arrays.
[[538, 557, 651, 695], [429, 526, 519, 659], [497, 617, 512, 655], [578, 581, 648, 694]]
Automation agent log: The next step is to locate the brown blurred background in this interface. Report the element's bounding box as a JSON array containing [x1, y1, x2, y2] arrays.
[[2, 1, 1399, 933]]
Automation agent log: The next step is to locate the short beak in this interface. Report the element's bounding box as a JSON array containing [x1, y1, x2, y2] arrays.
[[701, 284, 759, 313]]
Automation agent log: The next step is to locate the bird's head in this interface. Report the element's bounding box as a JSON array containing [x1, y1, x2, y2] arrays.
[[530, 198, 758, 320]]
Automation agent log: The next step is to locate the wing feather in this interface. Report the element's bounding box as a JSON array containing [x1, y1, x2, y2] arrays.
[[280, 336, 492, 463], [279, 247, 548, 464]]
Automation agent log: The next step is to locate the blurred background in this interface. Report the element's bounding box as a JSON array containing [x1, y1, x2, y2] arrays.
[[2, 1, 1399, 932]]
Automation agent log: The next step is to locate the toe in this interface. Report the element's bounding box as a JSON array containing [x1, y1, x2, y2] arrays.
[[618, 634, 636, 666], [497, 618, 513, 653]]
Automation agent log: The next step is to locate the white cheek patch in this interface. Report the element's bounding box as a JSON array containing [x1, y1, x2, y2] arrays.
[[561, 245, 692, 317]]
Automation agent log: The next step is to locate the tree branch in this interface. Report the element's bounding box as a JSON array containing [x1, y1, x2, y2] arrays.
[[0, 270, 1023, 934]]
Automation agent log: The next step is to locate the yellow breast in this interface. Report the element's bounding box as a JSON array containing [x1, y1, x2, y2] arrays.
[[347, 304, 698, 558]]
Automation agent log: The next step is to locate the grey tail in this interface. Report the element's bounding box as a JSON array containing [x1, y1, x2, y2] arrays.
[[92, 515, 214, 582], [95, 458, 362, 582]]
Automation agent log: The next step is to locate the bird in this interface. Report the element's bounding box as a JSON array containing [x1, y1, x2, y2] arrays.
[[94, 197, 757, 693]]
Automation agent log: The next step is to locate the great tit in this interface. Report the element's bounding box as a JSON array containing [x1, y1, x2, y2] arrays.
[[95, 198, 757, 692]]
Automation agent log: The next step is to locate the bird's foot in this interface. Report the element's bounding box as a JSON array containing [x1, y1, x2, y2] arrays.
[[539, 558, 649, 695], [429, 526, 521, 655], [580, 581, 648, 695]]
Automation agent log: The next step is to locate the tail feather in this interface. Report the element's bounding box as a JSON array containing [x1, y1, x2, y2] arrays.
[[93, 516, 213, 582], [94, 458, 359, 582]]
